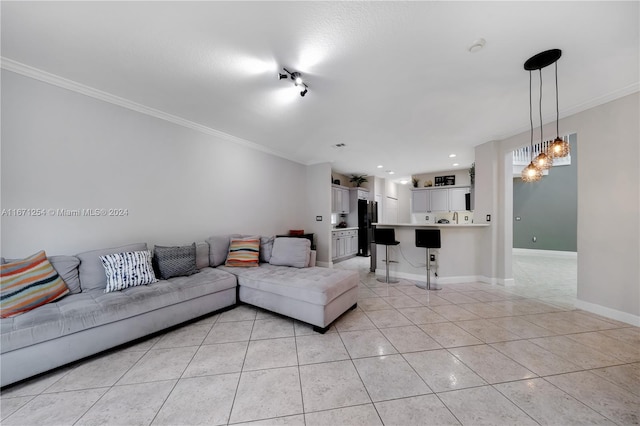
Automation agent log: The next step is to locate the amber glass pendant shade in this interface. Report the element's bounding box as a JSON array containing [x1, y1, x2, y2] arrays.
[[521, 162, 543, 182], [547, 136, 570, 158], [533, 151, 553, 170]]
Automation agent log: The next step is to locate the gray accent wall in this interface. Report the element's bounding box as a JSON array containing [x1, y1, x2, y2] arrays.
[[512, 134, 577, 251]]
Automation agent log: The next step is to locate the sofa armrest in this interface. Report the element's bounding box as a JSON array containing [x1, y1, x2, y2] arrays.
[[308, 250, 317, 267]]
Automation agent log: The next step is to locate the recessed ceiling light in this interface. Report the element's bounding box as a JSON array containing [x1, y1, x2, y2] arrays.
[[377, 165, 383, 168], [449, 154, 457, 158], [388, 171, 395, 175], [468, 38, 486, 53], [400, 180, 408, 185], [453, 163, 459, 167]]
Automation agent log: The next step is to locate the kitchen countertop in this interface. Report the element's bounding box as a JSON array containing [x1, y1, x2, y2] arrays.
[[332, 227, 359, 231], [374, 223, 489, 228]]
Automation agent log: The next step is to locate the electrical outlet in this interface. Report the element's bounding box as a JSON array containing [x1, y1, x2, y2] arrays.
[[486, 214, 491, 222], [316, 216, 322, 221], [430, 254, 436, 262]]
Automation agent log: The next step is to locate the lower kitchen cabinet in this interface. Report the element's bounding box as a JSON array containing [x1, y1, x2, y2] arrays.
[[332, 229, 358, 261]]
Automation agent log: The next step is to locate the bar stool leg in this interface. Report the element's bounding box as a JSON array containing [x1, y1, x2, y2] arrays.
[[426, 248, 441, 291], [377, 245, 399, 284]]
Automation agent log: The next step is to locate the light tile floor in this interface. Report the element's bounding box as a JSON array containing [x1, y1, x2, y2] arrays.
[[2, 256, 639, 425]]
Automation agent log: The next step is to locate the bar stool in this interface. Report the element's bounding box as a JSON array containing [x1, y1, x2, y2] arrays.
[[374, 228, 400, 284], [415, 229, 442, 290]]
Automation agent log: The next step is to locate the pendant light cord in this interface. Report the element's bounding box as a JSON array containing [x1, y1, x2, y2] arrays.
[[539, 69, 543, 148], [555, 61, 559, 137], [529, 71, 533, 160]]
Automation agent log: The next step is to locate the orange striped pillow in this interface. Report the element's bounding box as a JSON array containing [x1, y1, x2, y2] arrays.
[[225, 238, 260, 267], [1, 251, 70, 318]]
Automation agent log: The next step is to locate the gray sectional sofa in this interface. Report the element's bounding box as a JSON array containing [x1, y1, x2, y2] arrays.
[[1, 235, 359, 387]]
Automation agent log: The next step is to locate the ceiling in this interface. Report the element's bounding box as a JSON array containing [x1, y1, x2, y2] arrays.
[[2, 2, 638, 182]]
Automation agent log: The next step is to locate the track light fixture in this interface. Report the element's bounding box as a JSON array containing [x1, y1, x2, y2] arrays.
[[278, 67, 309, 97]]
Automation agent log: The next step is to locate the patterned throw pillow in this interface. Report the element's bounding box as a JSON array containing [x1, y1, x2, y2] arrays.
[[153, 244, 197, 280], [100, 251, 158, 293], [0, 251, 70, 318], [225, 238, 260, 267]]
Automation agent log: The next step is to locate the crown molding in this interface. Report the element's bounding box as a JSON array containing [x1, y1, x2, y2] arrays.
[[493, 81, 639, 142], [0, 57, 304, 165]]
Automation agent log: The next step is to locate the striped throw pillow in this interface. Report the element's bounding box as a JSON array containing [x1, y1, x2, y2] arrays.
[[100, 250, 158, 293], [0, 251, 70, 318], [225, 238, 260, 267]]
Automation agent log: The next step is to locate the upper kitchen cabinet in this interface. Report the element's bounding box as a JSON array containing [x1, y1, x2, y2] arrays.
[[411, 189, 430, 212], [331, 185, 350, 214], [448, 187, 470, 211], [430, 189, 449, 211], [411, 186, 470, 212]]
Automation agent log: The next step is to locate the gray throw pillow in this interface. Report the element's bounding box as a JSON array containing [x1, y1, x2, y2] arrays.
[[269, 237, 311, 268], [153, 243, 197, 280]]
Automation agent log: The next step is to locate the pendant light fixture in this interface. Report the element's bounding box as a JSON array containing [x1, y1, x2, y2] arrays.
[[547, 59, 570, 158], [521, 69, 542, 182], [522, 49, 562, 182]]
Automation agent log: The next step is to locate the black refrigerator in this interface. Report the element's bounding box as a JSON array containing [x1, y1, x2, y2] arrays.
[[357, 199, 378, 256]]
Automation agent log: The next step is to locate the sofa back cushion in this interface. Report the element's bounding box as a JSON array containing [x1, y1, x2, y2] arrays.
[[48, 256, 82, 294], [77, 243, 148, 291], [195, 241, 209, 269], [260, 236, 275, 263], [269, 237, 311, 268], [207, 234, 242, 267]]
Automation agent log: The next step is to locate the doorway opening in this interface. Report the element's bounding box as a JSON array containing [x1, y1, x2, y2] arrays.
[[510, 133, 578, 308]]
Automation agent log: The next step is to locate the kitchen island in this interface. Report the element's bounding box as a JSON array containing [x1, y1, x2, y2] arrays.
[[372, 222, 490, 286]]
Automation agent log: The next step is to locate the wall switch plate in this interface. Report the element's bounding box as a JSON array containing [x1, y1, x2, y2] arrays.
[[430, 254, 436, 262], [316, 216, 322, 221], [486, 214, 491, 222], [515, 216, 521, 221]]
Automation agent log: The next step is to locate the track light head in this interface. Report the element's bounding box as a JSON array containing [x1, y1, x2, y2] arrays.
[[290, 72, 303, 86], [280, 67, 308, 98]]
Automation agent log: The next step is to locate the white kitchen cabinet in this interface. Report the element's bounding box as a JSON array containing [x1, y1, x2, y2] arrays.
[[449, 187, 470, 211], [411, 189, 430, 213], [331, 186, 350, 214], [411, 186, 470, 212], [430, 189, 449, 212], [332, 229, 358, 260]]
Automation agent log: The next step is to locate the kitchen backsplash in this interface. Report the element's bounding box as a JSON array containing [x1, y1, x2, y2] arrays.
[[411, 211, 474, 225]]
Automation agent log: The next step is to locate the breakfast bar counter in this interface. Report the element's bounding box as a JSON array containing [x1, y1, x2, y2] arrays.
[[371, 222, 490, 285]]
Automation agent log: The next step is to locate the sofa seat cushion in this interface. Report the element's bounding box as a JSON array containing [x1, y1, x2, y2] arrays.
[[0, 267, 236, 353], [219, 264, 358, 306]]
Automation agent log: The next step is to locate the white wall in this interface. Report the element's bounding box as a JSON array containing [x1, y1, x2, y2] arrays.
[[475, 92, 639, 324], [306, 163, 332, 265], [412, 169, 471, 188], [1, 70, 307, 257]]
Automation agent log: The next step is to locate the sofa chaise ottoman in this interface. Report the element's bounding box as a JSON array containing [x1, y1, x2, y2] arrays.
[[215, 236, 359, 332]]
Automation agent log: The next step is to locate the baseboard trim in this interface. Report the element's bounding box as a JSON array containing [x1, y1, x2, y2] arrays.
[[513, 248, 577, 259], [575, 300, 640, 327], [477, 276, 515, 286], [317, 261, 331, 268], [375, 269, 481, 285]]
